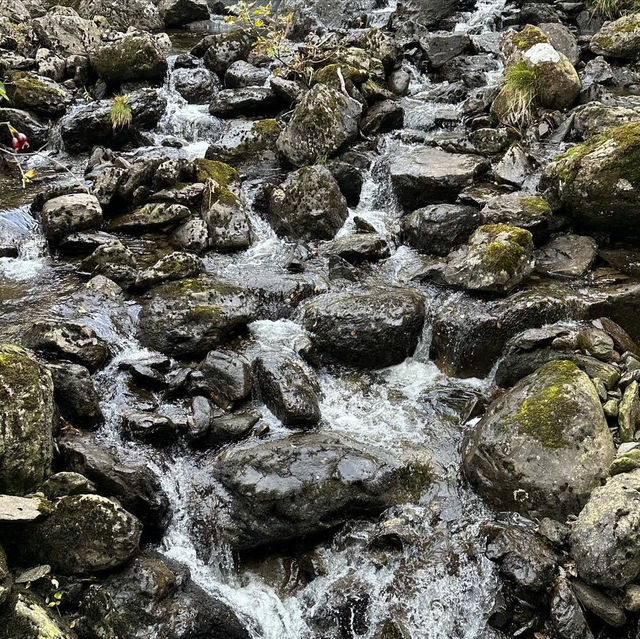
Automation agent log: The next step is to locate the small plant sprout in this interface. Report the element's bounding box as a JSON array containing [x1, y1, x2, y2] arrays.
[[110, 95, 132, 130], [501, 60, 539, 129], [45, 578, 63, 616]]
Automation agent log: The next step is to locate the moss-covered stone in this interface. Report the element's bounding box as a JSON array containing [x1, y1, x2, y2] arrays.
[[194, 159, 240, 185], [0, 344, 55, 495], [443, 224, 534, 294], [591, 12, 640, 60], [4, 71, 70, 117], [463, 359, 615, 519], [541, 122, 640, 232]]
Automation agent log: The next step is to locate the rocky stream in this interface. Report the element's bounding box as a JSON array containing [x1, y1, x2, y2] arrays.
[[3, 0, 640, 637]]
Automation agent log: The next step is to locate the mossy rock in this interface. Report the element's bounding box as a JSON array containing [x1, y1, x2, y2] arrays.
[[443, 223, 534, 294], [194, 159, 240, 186], [4, 71, 70, 117], [205, 119, 282, 166], [591, 12, 640, 60], [464, 360, 615, 519], [0, 344, 55, 495], [541, 122, 640, 232], [500, 24, 550, 65], [89, 32, 167, 83]]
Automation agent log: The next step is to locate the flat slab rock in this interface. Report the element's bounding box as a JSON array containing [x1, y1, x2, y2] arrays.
[[0, 495, 46, 522], [389, 147, 488, 209]]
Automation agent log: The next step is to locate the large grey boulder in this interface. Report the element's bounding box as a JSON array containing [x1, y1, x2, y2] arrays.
[[2, 494, 141, 575], [571, 469, 640, 588], [591, 13, 640, 60], [541, 122, 640, 233], [400, 203, 480, 257], [89, 31, 168, 83], [41, 193, 103, 242], [463, 360, 615, 519], [277, 84, 362, 167], [32, 6, 101, 56], [159, 0, 209, 26], [194, 431, 430, 550], [389, 147, 488, 209], [443, 224, 535, 294], [58, 428, 170, 540], [60, 89, 167, 153], [268, 165, 348, 241], [0, 344, 55, 494], [138, 277, 258, 357], [75, 553, 250, 638], [75, 0, 163, 31], [303, 287, 425, 368]]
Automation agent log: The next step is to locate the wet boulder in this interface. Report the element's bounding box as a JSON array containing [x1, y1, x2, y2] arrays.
[[277, 84, 362, 167], [0, 344, 55, 494], [172, 66, 219, 103], [75, 553, 250, 639], [109, 203, 191, 233], [32, 6, 101, 57], [89, 31, 168, 83], [60, 89, 167, 153], [197, 349, 252, 409], [159, 0, 209, 26], [302, 287, 425, 368], [400, 203, 480, 257], [41, 193, 103, 243], [463, 360, 615, 519], [138, 276, 258, 357], [22, 319, 109, 371], [486, 524, 558, 592], [389, 147, 488, 210], [480, 193, 552, 231], [225, 60, 270, 88], [75, 0, 162, 30], [3, 494, 141, 575], [198, 431, 430, 550], [209, 86, 278, 117], [123, 411, 179, 445], [254, 353, 321, 426], [135, 251, 203, 289], [541, 123, 640, 233], [58, 428, 170, 540], [443, 224, 535, 294], [47, 361, 103, 428], [268, 165, 348, 241], [201, 30, 254, 76], [535, 235, 597, 278], [323, 233, 390, 263], [360, 99, 404, 135], [591, 13, 640, 60], [4, 71, 70, 117], [201, 179, 251, 251], [551, 578, 594, 639], [571, 469, 640, 588]]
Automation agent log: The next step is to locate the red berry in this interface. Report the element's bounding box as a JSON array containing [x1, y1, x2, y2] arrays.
[[11, 136, 19, 150], [17, 132, 28, 145]]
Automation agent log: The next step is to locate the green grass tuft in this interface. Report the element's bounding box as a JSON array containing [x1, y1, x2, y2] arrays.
[[110, 95, 132, 130], [501, 61, 538, 129]]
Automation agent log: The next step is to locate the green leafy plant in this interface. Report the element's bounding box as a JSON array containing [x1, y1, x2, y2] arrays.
[[45, 578, 63, 616], [501, 60, 539, 129], [110, 95, 132, 130]]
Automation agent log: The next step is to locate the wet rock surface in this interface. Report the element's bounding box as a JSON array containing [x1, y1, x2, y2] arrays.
[[5, 0, 640, 636]]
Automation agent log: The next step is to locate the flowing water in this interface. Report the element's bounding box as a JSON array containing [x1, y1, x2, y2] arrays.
[[0, 2, 516, 636]]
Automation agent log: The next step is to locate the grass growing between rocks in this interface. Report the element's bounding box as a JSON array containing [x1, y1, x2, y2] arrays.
[[501, 61, 539, 129], [592, 0, 640, 17], [110, 95, 132, 130]]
